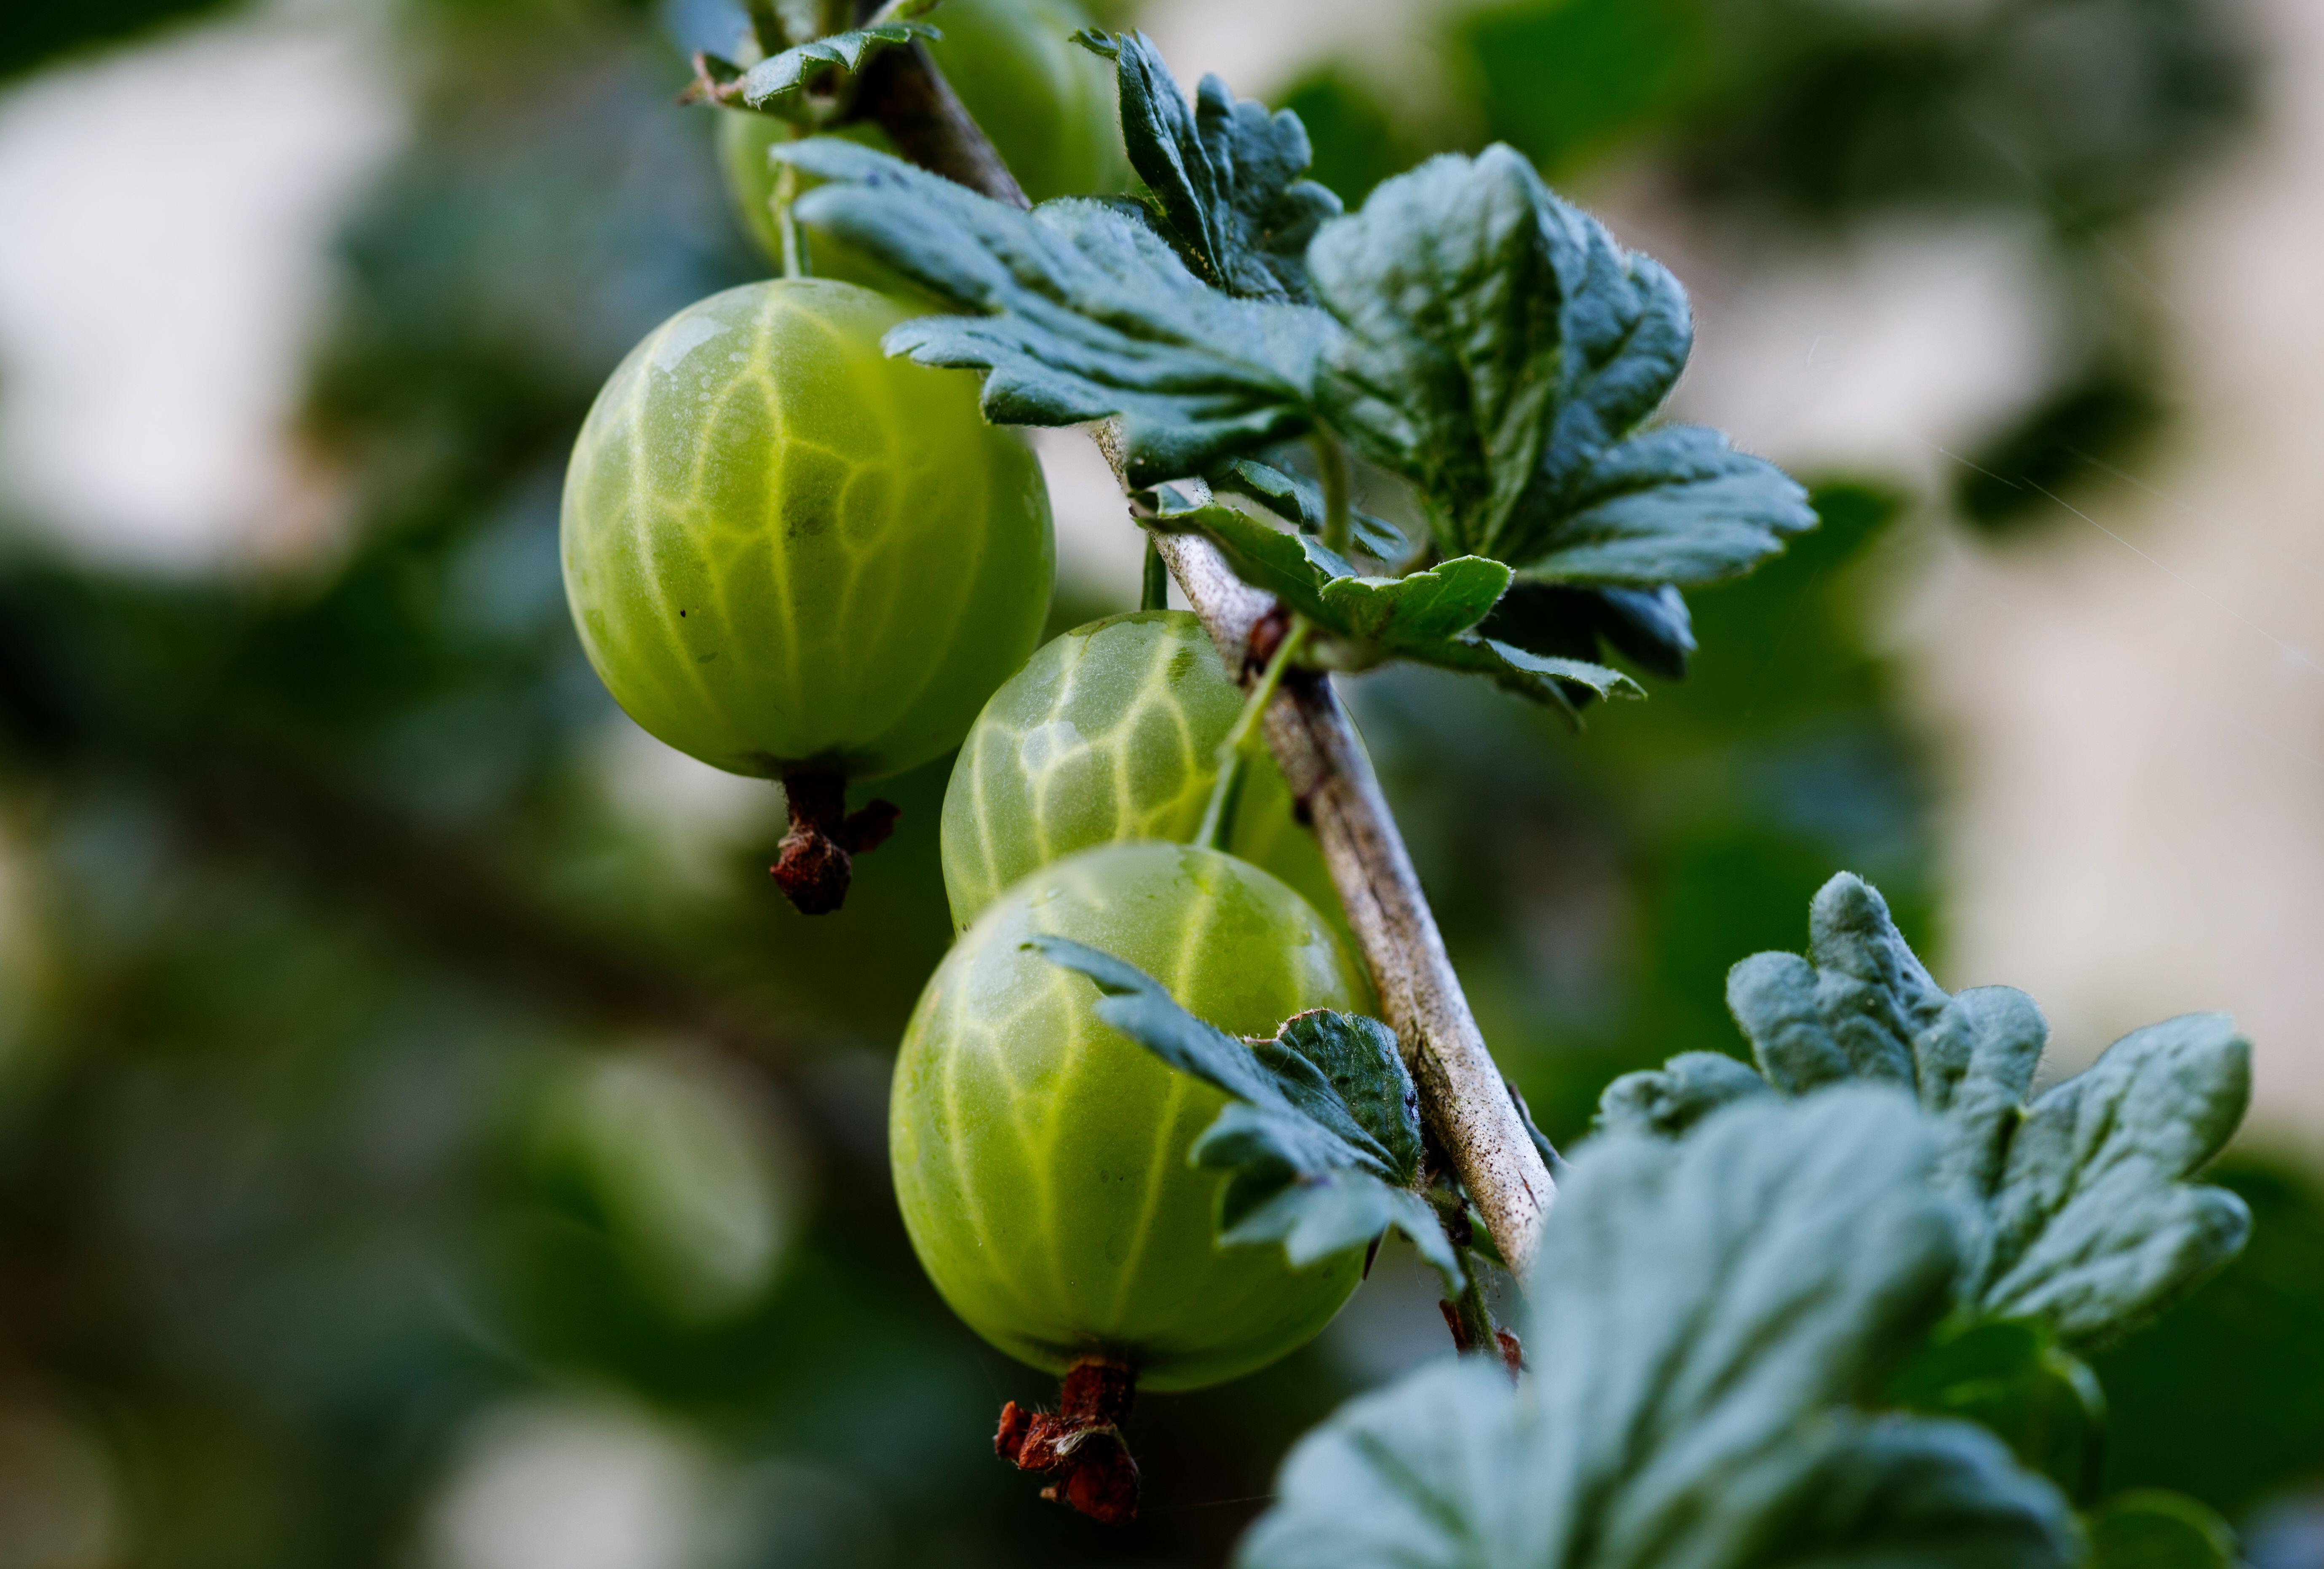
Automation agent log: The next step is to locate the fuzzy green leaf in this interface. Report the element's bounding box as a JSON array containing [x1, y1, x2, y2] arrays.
[[1974, 1012, 2254, 1343], [1602, 873, 2254, 1347], [1308, 148, 1560, 565], [1028, 936, 1461, 1287], [1594, 1048, 1769, 1138], [1517, 423, 1821, 585], [1238, 1091, 2081, 1569], [1307, 146, 1814, 580], [734, 23, 939, 118], [1078, 30, 1341, 302], [782, 139, 1326, 486]]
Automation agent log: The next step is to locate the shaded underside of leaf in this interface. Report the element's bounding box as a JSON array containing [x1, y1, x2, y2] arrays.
[[735, 24, 941, 115], [1481, 578, 1697, 683]]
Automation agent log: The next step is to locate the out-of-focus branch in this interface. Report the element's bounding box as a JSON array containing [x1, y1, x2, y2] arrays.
[[853, 42, 1027, 208]]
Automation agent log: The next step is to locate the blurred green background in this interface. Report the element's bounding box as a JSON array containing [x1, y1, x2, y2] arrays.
[[0, 0, 2318, 1565]]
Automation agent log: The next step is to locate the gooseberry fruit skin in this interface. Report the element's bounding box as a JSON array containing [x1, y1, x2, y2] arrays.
[[891, 841, 1367, 1392], [941, 610, 1345, 932], [561, 278, 1054, 782]]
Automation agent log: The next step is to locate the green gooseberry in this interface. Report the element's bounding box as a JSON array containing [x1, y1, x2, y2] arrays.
[[891, 840, 1368, 1391], [561, 278, 1054, 905], [941, 610, 1344, 933]]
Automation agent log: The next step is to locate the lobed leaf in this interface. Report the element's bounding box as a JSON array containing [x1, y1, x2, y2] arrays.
[[1027, 935, 1461, 1286], [1155, 501, 1501, 650], [734, 23, 940, 118], [1078, 30, 1342, 303], [1238, 1091, 2081, 1569], [789, 95, 1809, 651], [1974, 1012, 2255, 1344], [1308, 148, 1560, 565], [1599, 873, 2254, 1347], [1307, 148, 1816, 581], [1155, 498, 1637, 716], [1517, 423, 1822, 586], [782, 139, 1327, 486]]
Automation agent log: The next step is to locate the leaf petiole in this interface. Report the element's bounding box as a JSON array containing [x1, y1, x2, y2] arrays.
[[1141, 533, 1170, 611], [1194, 615, 1309, 852], [774, 153, 806, 279], [1311, 431, 1353, 558]]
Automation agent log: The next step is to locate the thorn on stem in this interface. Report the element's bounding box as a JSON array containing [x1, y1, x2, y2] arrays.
[[993, 1357, 1140, 1525], [770, 771, 897, 915]]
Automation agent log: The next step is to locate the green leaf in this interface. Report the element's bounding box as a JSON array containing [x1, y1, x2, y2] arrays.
[[1155, 501, 1503, 651], [1307, 146, 1814, 584], [1154, 495, 1639, 715], [1603, 873, 2254, 1347], [1077, 30, 1343, 302], [1889, 1321, 2106, 1501], [782, 139, 1327, 486], [1308, 148, 1561, 565], [1480, 578, 1696, 682], [1208, 456, 1408, 560], [1974, 1012, 2254, 1345], [733, 24, 940, 118], [1594, 1048, 1768, 1138], [1027, 935, 1462, 1288], [1238, 1090, 2082, 1569], [1398, 633, 1643, 716], [2085, 1491, 2241, 1569], [1514, 423, 1822, 586]]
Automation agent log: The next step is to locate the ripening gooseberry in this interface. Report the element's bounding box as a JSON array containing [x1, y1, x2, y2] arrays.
[[890, 840, 1367, 1392], [940, 610, 1341, 932], [561, 278, 1054, 908]]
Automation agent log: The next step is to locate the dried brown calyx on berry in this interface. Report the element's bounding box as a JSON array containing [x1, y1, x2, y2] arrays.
[[992, 1357, 1139, 1525]]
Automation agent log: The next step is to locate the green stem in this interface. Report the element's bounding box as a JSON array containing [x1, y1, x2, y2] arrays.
[[1194, 616, 1309, 852], [1141, 535, 1170, 612], [1425, 1186, 1510, 1370], [1445, 1251, 1498, 1356], [774, 155, 807, 279], [1311, 431, 1352, 557]]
